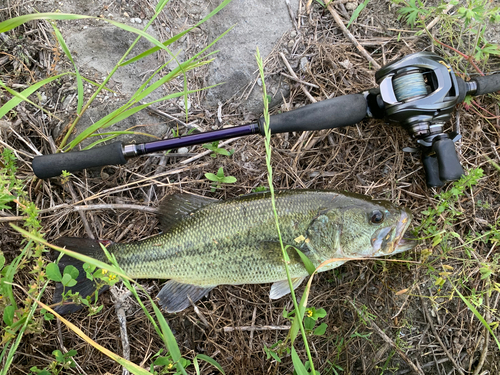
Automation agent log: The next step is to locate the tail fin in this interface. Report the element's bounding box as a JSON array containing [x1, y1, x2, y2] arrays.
[[52, 237, 108, 314]]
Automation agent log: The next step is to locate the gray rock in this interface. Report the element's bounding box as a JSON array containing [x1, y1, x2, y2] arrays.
[[203, 0, 299, 114], [56, 24, 171, 143], [64, 25, 166, 102]]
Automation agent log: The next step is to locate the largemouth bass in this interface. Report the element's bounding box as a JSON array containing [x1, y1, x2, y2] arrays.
[[53, 190, 416, 313]]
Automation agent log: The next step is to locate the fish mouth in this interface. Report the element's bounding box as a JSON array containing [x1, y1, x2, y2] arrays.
[[371, 209, 418, 254], [393, 209, 418, 253]]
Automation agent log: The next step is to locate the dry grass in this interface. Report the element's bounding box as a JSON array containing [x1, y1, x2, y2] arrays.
[[1, 0, 500, 374]]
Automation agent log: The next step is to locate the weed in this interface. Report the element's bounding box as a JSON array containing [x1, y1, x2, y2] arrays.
[[416, 168, 500, 352], [0, 150, 48, 375], [392, 0, 500, 71], [204, 167, 237, 191], [29, 349, 78, 375], [202, 140, 234, 158], [0, 2, 233, 374], [252, 186, 268, 193]]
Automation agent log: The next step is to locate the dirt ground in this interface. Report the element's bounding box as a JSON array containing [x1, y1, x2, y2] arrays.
[[1, 0, 500, 374]]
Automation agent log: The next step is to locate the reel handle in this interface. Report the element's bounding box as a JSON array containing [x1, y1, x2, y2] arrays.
[[421, 136, 464, 187]]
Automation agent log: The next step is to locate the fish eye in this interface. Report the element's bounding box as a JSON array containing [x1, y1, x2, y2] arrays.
[[370, 210, 384, 224]]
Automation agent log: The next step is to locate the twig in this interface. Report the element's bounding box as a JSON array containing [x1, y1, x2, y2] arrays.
[[56, 320, 88, 375], [110, 287, 132, 375], [65, 181, 94, 239], [418, 286, 465, 375], [38, 203, 157, 215], [0, 216, 26, 223], [280, 72, 319, 88], [325, 2, 381, 70], [248, 306, 257, 350], [306, 0, 353, 13], [76, 163, 210, 204], [285, 0, 299, 32], [425, 3, 454, 31], [472, 281, 490, 375], [189, 295, 210, 328], [396, 358, 451, 375], [221, 325, 291, 332], [279, 52, 317, 103], [347, 299, 424, 375], [144, 103, 201, 131]]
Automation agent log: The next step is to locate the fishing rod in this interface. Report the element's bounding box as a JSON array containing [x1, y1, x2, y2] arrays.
[[32, 52, 500, 186]]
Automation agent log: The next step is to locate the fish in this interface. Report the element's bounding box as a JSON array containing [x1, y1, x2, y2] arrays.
[[53, 190, 417, 314]]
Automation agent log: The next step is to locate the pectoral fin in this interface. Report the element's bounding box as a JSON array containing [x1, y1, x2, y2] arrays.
[[157, 280, 215, 313], [269, 277, 306, 300]]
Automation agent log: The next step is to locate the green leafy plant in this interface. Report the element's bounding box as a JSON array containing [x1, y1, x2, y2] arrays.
[[29, 350, 78, 375], [202, 141, 234, 158], [205, 167, 237, 191], [393, 0, 430, 28], [392, 0, 500, 71], [1, 1, 234, 373], [0, 151, 48, 375]]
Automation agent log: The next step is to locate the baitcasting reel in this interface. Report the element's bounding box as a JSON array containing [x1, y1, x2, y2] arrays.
[[373, 52, 476, 187]]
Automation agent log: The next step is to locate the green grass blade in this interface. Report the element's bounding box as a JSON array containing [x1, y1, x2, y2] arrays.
[[50, 21, 84, 113], [288, 245, 316, 275], [0, 13, 91, 33], [150, 303, 187, 375], [10, 224, 130, 280], [347, 0, 370, 28], [37, 300, 153, 374], [81, 76, 116, 93], [0, 73, 68, 119], [452, 282, 500, 350], [1, 283, 49, 375], [195, 354, 226, 374], [67, 89, 202, 150], [256, 47, 316, 374], [84, 131, 158, 149], [121, 0, 234, 66], [156, 0, 170, 13], [291, 347, 308, 375]]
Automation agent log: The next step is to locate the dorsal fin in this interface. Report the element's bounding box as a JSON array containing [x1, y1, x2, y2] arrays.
[[157, 193, 216, 231]]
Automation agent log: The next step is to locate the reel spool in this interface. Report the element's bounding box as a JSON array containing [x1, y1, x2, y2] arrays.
[[392, 69, 427, 102], [374, 52, 464, 187]]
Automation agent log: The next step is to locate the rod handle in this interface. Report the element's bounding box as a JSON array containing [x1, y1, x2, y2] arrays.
[[472, 74, 500, 96], [32, 142, 126, 179], [259, 94, 367, 134]]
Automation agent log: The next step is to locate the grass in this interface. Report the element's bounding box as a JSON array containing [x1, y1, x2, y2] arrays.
[[0, 1, 233, 373], [1, 0, 500, 373]]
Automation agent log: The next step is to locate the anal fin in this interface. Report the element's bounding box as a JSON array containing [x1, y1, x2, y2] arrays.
[[157, 280, 215, 313], [269, 277, 306, 300]]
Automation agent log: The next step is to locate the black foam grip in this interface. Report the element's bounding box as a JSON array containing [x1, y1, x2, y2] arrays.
[[473, 74, 500, 96], [32, 142, 126, 179], [433, 137, 464, 182], [422, 154, 444, 187], [259, 94, 367, 134]]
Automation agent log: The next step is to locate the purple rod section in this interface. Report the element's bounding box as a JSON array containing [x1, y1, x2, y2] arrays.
[[140, 123, 260, 154]]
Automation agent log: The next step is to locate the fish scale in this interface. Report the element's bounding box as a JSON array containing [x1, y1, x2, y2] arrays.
[[110, 191, 340, 283]]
